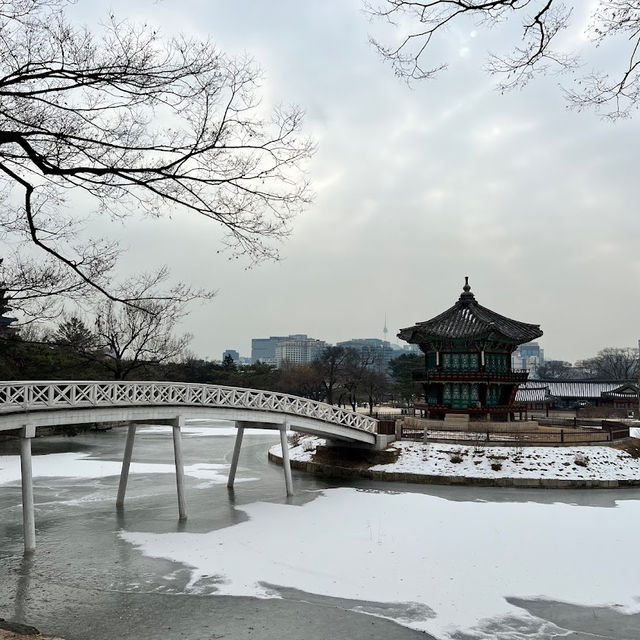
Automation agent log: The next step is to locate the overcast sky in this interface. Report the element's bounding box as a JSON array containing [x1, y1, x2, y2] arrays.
[[72, 0, 640, 363]]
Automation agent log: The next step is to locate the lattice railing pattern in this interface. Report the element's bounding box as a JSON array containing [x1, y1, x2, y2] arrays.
[[0, 381, 378, 433]]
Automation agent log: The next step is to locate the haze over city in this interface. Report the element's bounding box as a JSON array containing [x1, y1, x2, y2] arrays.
[[64, 0, 640, 364]]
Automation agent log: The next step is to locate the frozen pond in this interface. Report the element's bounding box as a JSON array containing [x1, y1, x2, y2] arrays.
[[1, 423, 639, 640]]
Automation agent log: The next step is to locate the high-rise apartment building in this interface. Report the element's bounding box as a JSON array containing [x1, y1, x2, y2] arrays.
[[511, 341, 544, 373], [251, 334, 326, 366], [251, 336, 286, 365], [275, 336, 327, 366]]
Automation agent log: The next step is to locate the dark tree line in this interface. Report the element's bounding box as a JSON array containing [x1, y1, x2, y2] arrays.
[[0, 303, 416, 409]]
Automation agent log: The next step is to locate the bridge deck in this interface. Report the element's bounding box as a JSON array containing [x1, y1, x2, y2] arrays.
[[0, 381, 378, 443]]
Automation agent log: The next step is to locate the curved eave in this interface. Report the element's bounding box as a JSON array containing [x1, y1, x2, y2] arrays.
[[398, 302, 543, 346]]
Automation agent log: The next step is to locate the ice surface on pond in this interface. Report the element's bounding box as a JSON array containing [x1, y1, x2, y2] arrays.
[[121, 487, 640, 639], [0, 452, 244, 485], [140, 422, 276, 437]]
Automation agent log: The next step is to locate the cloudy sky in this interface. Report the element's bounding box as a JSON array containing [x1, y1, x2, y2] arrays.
[[71, 0, 640, 363]]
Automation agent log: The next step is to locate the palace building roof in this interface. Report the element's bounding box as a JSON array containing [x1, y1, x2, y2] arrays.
[[398, 278, 543, 346]]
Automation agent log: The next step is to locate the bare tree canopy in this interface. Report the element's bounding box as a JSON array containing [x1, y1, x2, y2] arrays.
[[368, 1, 640, 119], [51, 271, 196, 379], [0, 0, 313, 315], [532, 359, 574, 379], [575, 347, 639, 380]]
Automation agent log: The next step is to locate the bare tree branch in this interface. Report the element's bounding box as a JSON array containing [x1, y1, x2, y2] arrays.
[[0, 0, 313, 316], [368, 0, 640, 118]]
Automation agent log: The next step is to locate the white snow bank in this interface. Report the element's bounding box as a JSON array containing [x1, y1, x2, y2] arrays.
[[280, 436, 640, 482], [0, 452, 244, 485], [121, 487, 640, 639]]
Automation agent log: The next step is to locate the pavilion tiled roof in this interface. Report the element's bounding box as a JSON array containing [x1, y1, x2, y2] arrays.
[[515, 386, 550, 403], [398, 278, 543, 346]]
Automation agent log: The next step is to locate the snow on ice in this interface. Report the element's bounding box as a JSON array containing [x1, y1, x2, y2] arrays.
[[121, 487, 640, 639]]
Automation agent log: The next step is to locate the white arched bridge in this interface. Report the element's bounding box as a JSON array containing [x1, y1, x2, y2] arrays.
[[0, 381, 386, 552]]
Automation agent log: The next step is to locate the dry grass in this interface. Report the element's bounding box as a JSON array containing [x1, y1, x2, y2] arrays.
[[612, 437, 640, 459]]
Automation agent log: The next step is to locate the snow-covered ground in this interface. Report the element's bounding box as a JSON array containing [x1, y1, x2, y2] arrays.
[[278, 436, 640, 482], [122, 486, 640, 639]]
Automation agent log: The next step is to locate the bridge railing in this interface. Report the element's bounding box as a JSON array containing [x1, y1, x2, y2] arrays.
[[0, 381, 378, 433]]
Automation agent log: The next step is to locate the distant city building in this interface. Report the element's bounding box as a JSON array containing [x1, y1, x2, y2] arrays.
[[337, 338, 396, 369], [222, 349, 239, 363], [251, 336, 286, 365], [512, 341, 544, 373], [399, 343, 420, 354], [275, 335, 327, 367], [252, 334, 326, 366]]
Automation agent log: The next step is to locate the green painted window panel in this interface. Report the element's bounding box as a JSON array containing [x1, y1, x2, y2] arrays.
[[441, 383, 479, 409], [486, 353, 508, 372], [441, 351, 481, 371], [487, 385, 500, 406]]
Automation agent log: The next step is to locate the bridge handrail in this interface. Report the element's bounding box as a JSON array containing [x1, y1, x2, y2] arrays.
[[0, 381, 378, 433]]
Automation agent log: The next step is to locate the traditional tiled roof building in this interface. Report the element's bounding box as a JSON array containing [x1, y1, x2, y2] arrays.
[[0, 288, 18, 335], [398, 278, 543, 420]]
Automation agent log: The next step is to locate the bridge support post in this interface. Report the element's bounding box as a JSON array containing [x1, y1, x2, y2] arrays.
[[116, 423, 137, 508], [20, 424, 36, 553], [227, 424, 244, 489], [172, 416, 187, 520], [279, 422, 293, 497]]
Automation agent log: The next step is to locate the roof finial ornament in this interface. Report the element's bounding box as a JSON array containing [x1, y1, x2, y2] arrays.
[[458, 276, 475, 303]]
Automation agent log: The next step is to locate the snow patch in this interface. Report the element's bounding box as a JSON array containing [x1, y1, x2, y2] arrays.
[[280, 436, 640, 482], [121, 487, 640, 638], [0, 452, 247, 485]]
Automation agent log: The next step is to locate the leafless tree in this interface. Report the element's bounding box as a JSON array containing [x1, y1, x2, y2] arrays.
[[0, 0, 313, 315], [368, 1, 640, 119], [314, 346, 354, 405], [575, 347, 639, 380], [278, 362, 325, 400], [532, 359, 574, 379], [58, 270, 199, 379], [361, 367, 390, 414], [91, 298, 191, 379]]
